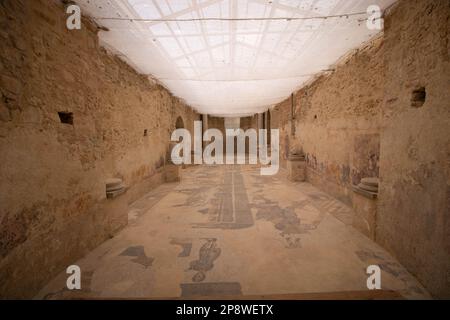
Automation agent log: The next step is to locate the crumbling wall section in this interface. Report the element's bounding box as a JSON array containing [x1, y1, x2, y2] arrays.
[[271, 0, 450, 297], [377, 0, 450, 298], [0, 0, 197, 298], [272, 36, 384, 204]]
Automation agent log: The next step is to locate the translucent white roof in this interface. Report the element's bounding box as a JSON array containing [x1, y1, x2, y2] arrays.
[[76, 0, 395, 116]]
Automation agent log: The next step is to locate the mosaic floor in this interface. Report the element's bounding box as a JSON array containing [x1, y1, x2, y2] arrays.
[[36, 165, 430, 299]]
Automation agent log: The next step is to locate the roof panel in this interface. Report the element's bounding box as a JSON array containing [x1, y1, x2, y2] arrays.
[[76, 0, 397, 115]]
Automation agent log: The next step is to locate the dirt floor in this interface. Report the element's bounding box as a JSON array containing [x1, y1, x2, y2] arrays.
[[36, 165, 430, 300]]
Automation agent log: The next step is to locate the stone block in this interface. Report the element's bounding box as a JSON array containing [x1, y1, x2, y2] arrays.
[[100, 193, 128, 234], [105, 178, 127, 199], [287, 158, 306, 182], [352, 190, 377, 240]]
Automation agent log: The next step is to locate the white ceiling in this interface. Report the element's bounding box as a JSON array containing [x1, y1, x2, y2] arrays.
[[76, 0, 395, 116]]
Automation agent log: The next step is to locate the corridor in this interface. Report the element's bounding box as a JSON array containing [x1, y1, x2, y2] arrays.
[[1, 0, 449, 302], [37, 165, 428, 299]]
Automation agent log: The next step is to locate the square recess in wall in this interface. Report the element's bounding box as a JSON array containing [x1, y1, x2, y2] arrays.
[[58, 112, 74, 125], [411, 87, 426, 108]]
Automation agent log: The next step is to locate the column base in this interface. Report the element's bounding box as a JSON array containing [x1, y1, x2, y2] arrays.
[[287, 158, 306, 182]]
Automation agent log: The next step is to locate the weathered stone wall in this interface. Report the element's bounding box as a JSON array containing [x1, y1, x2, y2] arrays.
[[240, 116, 258, 131], [272, 36, 384, 205], [271, 97, 292, 170], [208, 116, 225, 134], [271, 0, 450, 297], [0, 0, 198, 298], [377, 0, 450, 298]]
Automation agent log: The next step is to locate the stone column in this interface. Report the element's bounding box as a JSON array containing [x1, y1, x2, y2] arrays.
[[257, 113, 263, 131], [202, 114, 208, 132], [264, 111, 269, 146], [264, 111, 269, 130], [257, 113, 265, 145], [104, 178, 128, 234], [202, 114, 208, 150], [257, 113, 265, 160]]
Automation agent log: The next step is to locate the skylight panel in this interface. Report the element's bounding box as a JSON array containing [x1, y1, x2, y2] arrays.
[[78, 0, 397, 115]]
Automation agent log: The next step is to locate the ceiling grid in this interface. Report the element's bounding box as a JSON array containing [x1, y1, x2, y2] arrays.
[[76, 0, 396, 116]]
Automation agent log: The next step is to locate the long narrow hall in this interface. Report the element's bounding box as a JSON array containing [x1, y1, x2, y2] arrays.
[[38, 165, 428, 299], [1, 0, 449, 301]]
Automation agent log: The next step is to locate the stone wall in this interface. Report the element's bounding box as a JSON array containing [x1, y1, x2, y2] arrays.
[[0, 0, 198, 298], [271, 0, 450, 297], [377, 0, 450, 298], [240, 115, 258, 131], [272, 36, 384, 205], [208, 116, 225, 135]]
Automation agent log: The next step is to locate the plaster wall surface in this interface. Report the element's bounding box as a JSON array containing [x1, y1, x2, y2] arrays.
[[0, 0, 197, 298], [271, 0, 450, 297], [272, 36, 384, 205], [1, 0, 449, 299], [377, 0, 450, 298]]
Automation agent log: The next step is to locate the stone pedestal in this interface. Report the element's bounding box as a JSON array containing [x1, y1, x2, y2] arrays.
[[352, 178, 379, 240], [105, 178, 127, 199], [188, 150, 202, 167], [287, 154, 306, 182], [165, 164, 181, 182], [166, 142, 182, 182], [101, 191, 129, 234], [104, 178, 128, 234]]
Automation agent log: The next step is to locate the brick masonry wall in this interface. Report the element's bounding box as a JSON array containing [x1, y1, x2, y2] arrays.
[[0, 0, 198, 298]]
